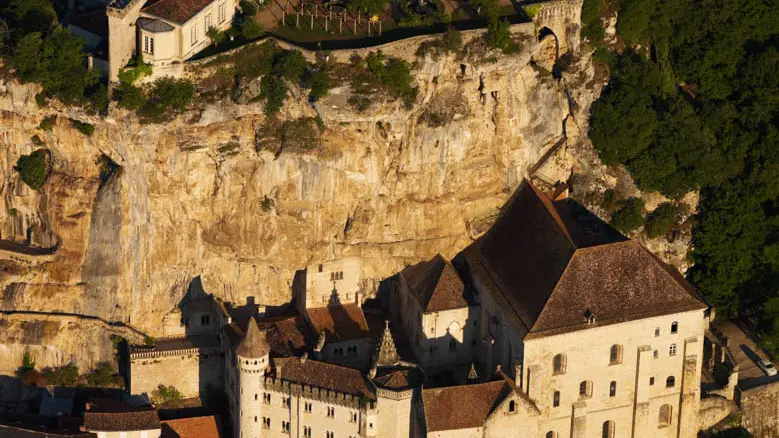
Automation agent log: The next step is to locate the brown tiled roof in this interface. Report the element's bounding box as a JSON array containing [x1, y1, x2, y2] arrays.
[[401, 254, 470, 312], [274, 357, 372, 398], [529, 241, 707, 336], [83, 411, 160, 432], [160, 416, 220, 438], [306, 304, 370, 342], [422, 381, 509, 432], [261, 316, 314, 356], [373, 368, 422, 391], [235, 317, 270, 358], [141, 0, 216, 24], [463, 180, 703, 338], [0, 424, 95, 438], [69, 8, 108, 38]]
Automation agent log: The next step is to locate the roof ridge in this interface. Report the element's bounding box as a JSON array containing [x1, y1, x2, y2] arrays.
[[633, 243, 708, 307], [527, 181, 577, 248]]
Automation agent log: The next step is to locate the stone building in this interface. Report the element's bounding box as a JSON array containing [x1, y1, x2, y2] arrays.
[[70, 0, 238, 81], [126, 180, 712, 437]]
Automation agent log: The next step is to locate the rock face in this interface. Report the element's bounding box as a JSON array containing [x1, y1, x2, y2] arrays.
[[0, 6, 685, 370]]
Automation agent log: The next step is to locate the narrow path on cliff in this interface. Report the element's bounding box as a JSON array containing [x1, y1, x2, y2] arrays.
[[0, 309, 149, 339]]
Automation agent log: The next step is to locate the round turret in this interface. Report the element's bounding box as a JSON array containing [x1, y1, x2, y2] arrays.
[[235, 317, 270, 438]]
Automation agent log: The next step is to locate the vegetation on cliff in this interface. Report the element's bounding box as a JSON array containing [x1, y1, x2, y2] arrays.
[[14, 149, 50, 190], [585, 0, 779, 354]]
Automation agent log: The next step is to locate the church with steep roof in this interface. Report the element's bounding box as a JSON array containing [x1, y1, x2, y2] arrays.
[[127, 180, 711, 438]]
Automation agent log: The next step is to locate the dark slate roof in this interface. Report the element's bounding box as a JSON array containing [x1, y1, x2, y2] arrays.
[[235, 317, 270, 358], [69, 8, 109, 38], [307, 304, 371, 342], [137, 17, 175, 32], [141, 0, 216, 24], [129, 335, 218, 355], [401, 254, 471, 312], [273, 357, 372, 398], [83, 411, 160, 432], [463, 180, 705, 338], [422, 381, 510, 432]]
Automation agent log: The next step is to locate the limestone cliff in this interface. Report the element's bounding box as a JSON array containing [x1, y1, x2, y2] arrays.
[[0, 7, 688, 371]]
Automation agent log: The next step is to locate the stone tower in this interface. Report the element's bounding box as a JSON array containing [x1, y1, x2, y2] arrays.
[[375, 320, 399, 367], [235, 318, 270, 438]]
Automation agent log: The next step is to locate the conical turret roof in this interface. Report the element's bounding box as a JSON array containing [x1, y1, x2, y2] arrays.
[[236, 317, 270, 358]]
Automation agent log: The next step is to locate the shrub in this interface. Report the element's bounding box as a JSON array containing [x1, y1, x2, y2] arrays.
[[441, 27, 463, 53], [15, 149, 49, 190], [239, 0, 258, 16], [39, 115, 56, 131], [35, 92, 46, 107], [261, 197, 274, 211], [274, 50, 307, 81], [19, 349, 36, 376], [610, 197, 645, 233], [86, 362, 121, 387], [280, 117, 322, 151], [644, 202, 680, 238], [41, 363, 79, 386], [117, 56, 152, 85], [152, 384, 183, 407], [207, 26, 226, 46], [601, 189, 616, 211], [143, 335, 155, 346], [70, 119, 95, 136], [306, 70, 331, 101], [31, 135, 45, 146], [89, 84, 109, 114], [152, 78, 195, 112], [486, 18, 513, 52], [241, 18, 265, 40], [118, 84, 146, 111], [260, 75, 287, 114]]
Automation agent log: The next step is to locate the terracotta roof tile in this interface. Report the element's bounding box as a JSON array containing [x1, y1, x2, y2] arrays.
[[83, 411, 160, 432], [141, 0, 216, 24], [307, 304, 370, 342], [274, 357, 373, 398], [373, 368, 422, 391], [402, 254, 470, 312], [160, 416, 220, 438], [422, 381, 509, 432], [129, 335, 218, 355]]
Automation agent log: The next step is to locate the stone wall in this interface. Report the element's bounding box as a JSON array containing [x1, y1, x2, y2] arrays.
[[737, 380, 779, 438], [129, 351, 224, 400], [698, 395, 737, 431]]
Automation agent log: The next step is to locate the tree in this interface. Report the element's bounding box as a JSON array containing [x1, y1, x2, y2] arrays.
[[273, 50, 307, 81], [241, 18, 264, 40], [486, 18, 511, 52], [306, 70, 331, 100], [118, 84, 145, 111], [615, 0, 652, 45], [207, 26, 225, 46], [151, 384, 183, 407], [14, 149, 49, 190], [18, 349, 35, 376], [611, 197, 645, 233], [260, 75, 287, 114], [239, 0, 258, 16], [644, 202, 679, 238]]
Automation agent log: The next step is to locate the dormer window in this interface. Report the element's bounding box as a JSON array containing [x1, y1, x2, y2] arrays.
[[584, 309, 596, 324]]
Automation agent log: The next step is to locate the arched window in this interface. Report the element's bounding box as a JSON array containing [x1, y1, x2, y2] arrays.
[[654, 327, 660, 337], [671, 322, 678, 333], [579, 381, 592, 398], [553, 354, 567, 375], [609, 381, 616, 397], [659, 404, 672, 426], [553, 391, 560, 407], [666, 376, 675, 388], [602, 420, 615, 438], [546, 432, 558, 438], [508, 400, 516, 413], [669, 344, 677, 356], [610, 344, 623, 365]]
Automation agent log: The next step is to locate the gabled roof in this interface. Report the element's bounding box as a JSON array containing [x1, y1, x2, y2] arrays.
[[373, 367, 423, 391], [463, 180, 706, 338], [401, 254, 470, 313], [422, 381, 510, 432], [273, 357, 373, 398], [141, 0, 217, 24], [69, 8, 109, 38], [306, 304, 370, 343], [235, 318, 270, 358]]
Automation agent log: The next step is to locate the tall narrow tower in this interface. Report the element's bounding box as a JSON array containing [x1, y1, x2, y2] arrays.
[[235, 318, 270, 438]]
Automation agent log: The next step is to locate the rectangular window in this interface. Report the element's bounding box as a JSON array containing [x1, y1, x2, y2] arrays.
[[303, 426, 311, 437], [263, 393, 271, 404], [191, 25, 198, 44], [205, 13, 212, 32], [327, 406, 335, 418], [143, 36, 148, 53], [201, 315, 210, 325], [150, 37, 154, 55], [219, 2, 226, 22]]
